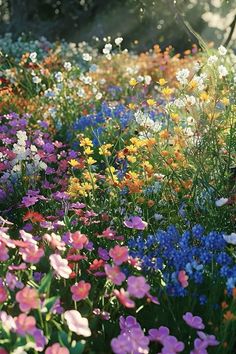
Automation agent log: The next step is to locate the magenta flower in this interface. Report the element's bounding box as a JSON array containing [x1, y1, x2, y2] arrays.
[[64, 310, 91, 337], [16, 287, 40, 312], [49, 254, 72, 279], [71, 280, 91, 301], [0, 284, 7, 303], [178, 270, 189, 288], [124, 216, 148, 230], [70, 231, 88, 250], [104, 264, 126, 285], [183, 312, 205, 330], [45, 343, 69, 354], [0, 242, 9, 261], [109, 245, 129, 265], [113, 288, 135, 308], [119, 316, 141, 333], [127, 276, 150, 298]]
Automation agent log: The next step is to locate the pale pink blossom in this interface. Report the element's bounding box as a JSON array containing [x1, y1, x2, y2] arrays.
[[16, 287, 39, 312], [104, 264, 126, 285], [20, 244, 44, 264], [109, 245, 129, 265], [64, 310, 91, 337], [14, 313, 36, 335], [70, 231, 88, 250], [45, 343, 69, 354], [178, 270, 189, 288], [49, 254, 72, 279], [113, 288, 135, 308]]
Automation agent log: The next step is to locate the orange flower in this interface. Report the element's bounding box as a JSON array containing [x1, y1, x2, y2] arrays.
[[23, 211, 45, 223], [224, 311, 236, 321]]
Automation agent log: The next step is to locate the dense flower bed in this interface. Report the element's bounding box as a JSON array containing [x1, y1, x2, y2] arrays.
[[0, 35, 235, 353]]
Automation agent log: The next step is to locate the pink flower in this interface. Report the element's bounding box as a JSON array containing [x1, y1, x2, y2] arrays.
[[14, 313, 36, 335], [45, 343, 69, 354], [71, 280, 91, 301], [70, 231, 88, 250], [8, 263, 27, 271], [127, 276, 150, 299], [20, 244, 44, 264], [64, 310, 91, 337], [0, 284, 7, 303], [16, 287, 39, 312], [104, 264, 126, 285], [183, 312, 205, 330], [178, 270, 189, 288], [124, 216, 148, 230], [0, 241, 8, 261], [0, 311, 16, 332], [0, 348, 8, 354], [109, 245, 129, 265], [49, 254, 72, 279], [113, 288, 135, 308]]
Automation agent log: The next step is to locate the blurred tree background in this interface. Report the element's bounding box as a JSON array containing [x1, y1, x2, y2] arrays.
[[0, 0, 235, 51]]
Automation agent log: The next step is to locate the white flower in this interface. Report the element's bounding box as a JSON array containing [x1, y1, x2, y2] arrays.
[[64, 62, 72, 71], [144, 75, 152, 85], [29, 52, 37, 63], [82, 53, 92, 61], [207, 55, 218, 64], [49, 254, 72, 279], [64, 310, 91, 337], [223, 233, 236, 245], [54, 71, 63, 82], [44, 88, 56, 98], [185, 95, 196, 106], [103, 43, 112, 55], [174, 98, 185, 108], [115, 37, 123, 46], [218, 45, 227, 56], [176, 68, 190, 85], [95, 92, 102, 100], [32, 76, 41, 84], [215, 197, 228, 207], [77, 88, 85, 97], [218, 65, 228, 78], [154, 213, 163, 221]]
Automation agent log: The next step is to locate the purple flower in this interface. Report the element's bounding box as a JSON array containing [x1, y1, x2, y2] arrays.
[[111, 327, 149, 354], [124, 216, 148, 230], [162, 335, 185, 353], [127, 276, 150, 298], [183, 312, 205, 330], [22, 195, 39, 207], [197, 331, 219, 346], [119, 316, 141, 333], [149, 326, 170, 343], [98, 247, 110, 261]]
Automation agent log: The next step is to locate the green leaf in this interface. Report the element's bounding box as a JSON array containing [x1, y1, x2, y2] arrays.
[[70, 340, 85, 354], [58, 331, 70, 348], [44, 296, 58, 311], [38, 272, 52, 294]]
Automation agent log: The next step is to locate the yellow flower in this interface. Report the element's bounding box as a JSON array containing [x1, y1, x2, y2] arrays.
[[159, 130, 169, 139], [99, 143, 113, 156], [158, 78, 167, 86], [162, 87, 173, 96], [80, 137, 93, 147], [69, 159, 79, 167], [147, 99, 155, 106], [170, 113, 180, 123], [84, 147, 94, 155], [221, 97, 229, 106], [129, 78, 137, 86], [200, 92, 209, 101], [87, 157, 97, 165], [128, 103, 136, 109], [127, 155, 137, 163]]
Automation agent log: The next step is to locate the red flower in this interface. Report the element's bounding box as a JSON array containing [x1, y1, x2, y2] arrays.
[[23, 211, 45, 223]]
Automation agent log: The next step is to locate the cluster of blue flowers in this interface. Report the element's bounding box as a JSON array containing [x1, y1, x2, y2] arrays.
[[128, 225, 236, 298]]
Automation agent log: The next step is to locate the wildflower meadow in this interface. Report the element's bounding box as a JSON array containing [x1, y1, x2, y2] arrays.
[[0, 29, 235, 354]]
